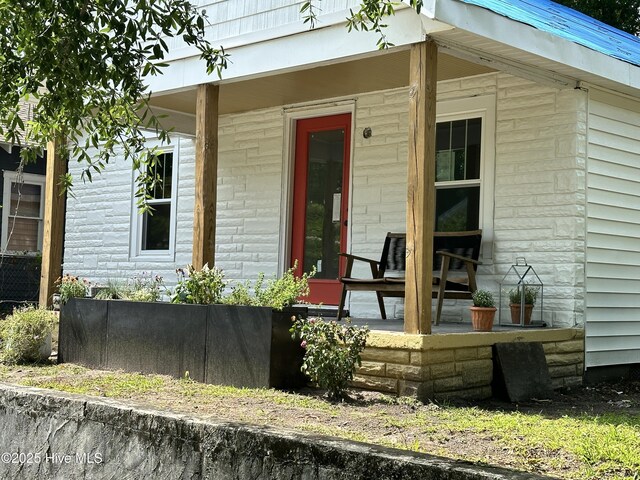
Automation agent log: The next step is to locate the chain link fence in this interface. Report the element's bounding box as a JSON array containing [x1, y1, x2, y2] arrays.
[[0, 254, 41, 317]]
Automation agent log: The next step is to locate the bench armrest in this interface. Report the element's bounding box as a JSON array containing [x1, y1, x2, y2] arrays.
[[436, 250, 482, 266], [339, 253, 379, 266], [339, 253, 381, 278]]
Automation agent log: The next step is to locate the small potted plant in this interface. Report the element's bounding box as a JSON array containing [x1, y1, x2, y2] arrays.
[[470, 290, 496, 332], [508, 284, 539, 325]]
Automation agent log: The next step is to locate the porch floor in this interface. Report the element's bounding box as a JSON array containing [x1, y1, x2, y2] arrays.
[[350, 317, 552, 334]]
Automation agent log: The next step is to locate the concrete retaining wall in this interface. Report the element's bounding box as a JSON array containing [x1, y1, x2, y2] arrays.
[[0, 384, 554, 480]]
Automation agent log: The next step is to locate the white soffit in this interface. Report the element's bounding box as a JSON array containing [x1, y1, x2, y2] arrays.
[[431, 0, 640, 96]]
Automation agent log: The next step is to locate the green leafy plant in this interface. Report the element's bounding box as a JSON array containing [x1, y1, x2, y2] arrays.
[[221, 262, 315, 310], [57, 274, 88, 304], [253, 262, 315, 311], [171, 264, 226, 305], [221, 281, 255, 307], [472, 290, 496, 308], [94, 279, 128, 300], [0, 1, 229, 207], [291, 317, 369, 400], [95, 273, 165, 302], [509, 285, 539, 305], [0, 306, 56, 364], [125, 272, 165, 302]]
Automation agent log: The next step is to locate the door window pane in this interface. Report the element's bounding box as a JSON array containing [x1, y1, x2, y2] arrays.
[[303, 129, 344, 279]]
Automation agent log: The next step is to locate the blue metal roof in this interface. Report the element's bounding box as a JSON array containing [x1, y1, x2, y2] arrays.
[[458, 0, 640, 67]]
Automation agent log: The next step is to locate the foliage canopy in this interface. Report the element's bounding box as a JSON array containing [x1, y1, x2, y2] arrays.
[[0, 0, 227, 207], [554, 0, 640, 35]]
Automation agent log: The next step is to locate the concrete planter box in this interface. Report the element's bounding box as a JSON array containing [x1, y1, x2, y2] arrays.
[[59, 298, 307, 389]]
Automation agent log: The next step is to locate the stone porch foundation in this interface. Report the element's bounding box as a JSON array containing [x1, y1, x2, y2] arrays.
[[353, 328, 584, 401]]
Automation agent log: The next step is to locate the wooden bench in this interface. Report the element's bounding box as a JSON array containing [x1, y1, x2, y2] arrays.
[[337, 230, 482, 324]]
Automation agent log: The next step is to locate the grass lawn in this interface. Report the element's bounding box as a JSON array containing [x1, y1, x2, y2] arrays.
[[0, 363, 638, 480]]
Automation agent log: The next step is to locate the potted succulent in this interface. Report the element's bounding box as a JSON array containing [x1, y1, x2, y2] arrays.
[[470, 290, 497, 332], [508, 284, 539, 325]]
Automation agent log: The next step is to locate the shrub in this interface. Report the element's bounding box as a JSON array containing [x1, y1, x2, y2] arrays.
[[171, 264, 226, 304], [291, 317, 369, 400], [57, 274, 88, 304], [508, 284, 539, 305], [221, 262, 315, 310], [253, 262, 315, 310], [221, 281, 254, 306], [472, 290, 495, 308], [0, 306, 56, 364]]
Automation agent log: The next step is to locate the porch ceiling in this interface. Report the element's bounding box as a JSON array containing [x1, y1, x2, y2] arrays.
[[148, 50, 495, 116]]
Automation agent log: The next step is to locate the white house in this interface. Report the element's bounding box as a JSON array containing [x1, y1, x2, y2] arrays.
[[57, 0, 640, 386]]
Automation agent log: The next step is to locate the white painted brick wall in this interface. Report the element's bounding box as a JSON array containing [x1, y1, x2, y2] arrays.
[[493, 74, 587, 328], [347, 74, 587, 326], [217, 108, 284, 279], [64, 138, 195, 288], [64, 109, 285, 291], [64, 72, 586, 327]]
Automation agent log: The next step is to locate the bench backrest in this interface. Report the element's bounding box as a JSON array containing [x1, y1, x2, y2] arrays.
[[378, 230, 482, 277]]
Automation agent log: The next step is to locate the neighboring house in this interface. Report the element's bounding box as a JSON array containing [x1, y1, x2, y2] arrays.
[[0, 141, 47, 309], [60, 0, 640, 380]]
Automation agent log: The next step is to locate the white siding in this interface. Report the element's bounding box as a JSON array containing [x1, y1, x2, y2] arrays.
[[586, 93, 640, 368], [165, 0, 361, 51]]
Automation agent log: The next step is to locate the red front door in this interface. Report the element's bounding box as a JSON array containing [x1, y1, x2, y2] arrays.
[[291, 113, 351, 305]]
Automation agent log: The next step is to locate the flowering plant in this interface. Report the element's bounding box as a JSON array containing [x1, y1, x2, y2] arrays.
[[291, 317, 369, 400], [171, 264, 226, 304], [57, 274, 88, 304], [126, 272, 164, 302]]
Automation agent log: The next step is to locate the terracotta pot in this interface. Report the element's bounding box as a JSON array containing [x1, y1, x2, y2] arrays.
[[470, 306, 496, 332], [509, 304, 534, 325]]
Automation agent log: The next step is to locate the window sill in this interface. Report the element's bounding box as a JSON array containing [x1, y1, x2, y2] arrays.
[[130, 251, 175, 262]]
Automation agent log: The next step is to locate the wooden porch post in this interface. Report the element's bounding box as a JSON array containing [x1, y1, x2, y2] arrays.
[[192, 83, 219, 269], [404, 39, 438, 334], [39, 138, 67, 307]]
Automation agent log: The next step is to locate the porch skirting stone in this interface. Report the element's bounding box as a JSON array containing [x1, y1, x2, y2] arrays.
[[352, 328, 585, 401]]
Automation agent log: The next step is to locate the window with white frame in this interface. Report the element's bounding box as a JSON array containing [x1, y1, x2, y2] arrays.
[[435, 117, 482, 231], [132, 148, 178, 257], [435, 96, 495, 244], [1, 171, 46, 253]]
